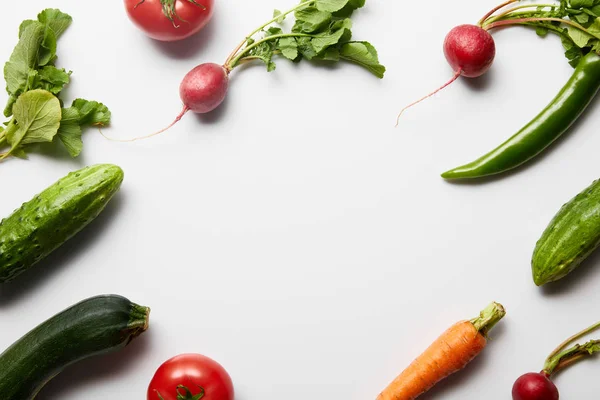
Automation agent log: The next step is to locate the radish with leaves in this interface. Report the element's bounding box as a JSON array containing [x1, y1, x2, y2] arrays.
[[110, 0, 385, 141], [513, 320, 600, 399]]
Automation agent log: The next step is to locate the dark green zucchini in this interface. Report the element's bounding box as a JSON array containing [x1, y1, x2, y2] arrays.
[[0, 164, 123, 283], [0, 294, 150, 399]]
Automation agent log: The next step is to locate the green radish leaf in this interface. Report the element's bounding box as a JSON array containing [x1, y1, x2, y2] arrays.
[[37, 8, 73, 38], [315, 0, 349, 13], [273, 9, 285, 23], [293, 7, 332, 33], [3, 89, 61, 159], [35, 66, 71, 94], [12, 89, 61, 146], [339, 41, 385, 78], [311, 18, 352, 54], [279, 37, 299, 60], [71, 99, 111, 126], [57, 107, 82, 157], [567, 25, 594, 47], [3, 21, 45, 110]]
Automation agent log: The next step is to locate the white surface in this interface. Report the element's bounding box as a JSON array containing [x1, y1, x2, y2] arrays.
[[1, 0, 600, 399]]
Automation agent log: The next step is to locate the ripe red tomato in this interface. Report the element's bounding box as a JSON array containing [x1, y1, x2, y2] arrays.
[[124, 0, 214, 42], [147, 354, 234, 400]]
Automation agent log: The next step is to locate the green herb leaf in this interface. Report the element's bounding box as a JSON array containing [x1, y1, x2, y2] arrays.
[[5, 89, 61, 158], [279, 37, 299, 60], [339, 41, 386, 78], [57, 107, 83, 157]]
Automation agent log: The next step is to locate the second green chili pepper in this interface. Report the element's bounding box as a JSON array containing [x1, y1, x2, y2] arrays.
[[442, 51, 600, 180]]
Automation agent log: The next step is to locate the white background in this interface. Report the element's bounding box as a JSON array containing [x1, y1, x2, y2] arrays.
[[1, 0, 600, 399]]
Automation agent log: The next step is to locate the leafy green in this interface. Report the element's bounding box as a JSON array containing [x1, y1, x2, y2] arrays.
[[0, 9, 111, 163], [227, 0, 385, 78], [3, 89, 62, 158], [339, 41, 385, 78], [483, 0, 600, 67]]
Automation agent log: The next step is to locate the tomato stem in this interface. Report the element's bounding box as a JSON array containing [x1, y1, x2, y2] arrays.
[[135, 0, 207, 28]]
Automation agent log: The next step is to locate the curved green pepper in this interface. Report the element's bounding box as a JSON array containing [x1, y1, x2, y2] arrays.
[[442, 52, 600, 180]]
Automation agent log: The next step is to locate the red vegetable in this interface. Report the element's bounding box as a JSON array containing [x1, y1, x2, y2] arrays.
[[147, 354, 234, 400], [124, 0, 214, 42], [443, 24, 495, 78], [512, 372, 559, 400]]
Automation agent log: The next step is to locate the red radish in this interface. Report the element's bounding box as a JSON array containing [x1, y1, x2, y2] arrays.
[[180, 63, 229, 114], [512, 372, 559, 400], [396, 23, 497, 124], [443, 24, 496, 78], [105, 0, 386, 142]]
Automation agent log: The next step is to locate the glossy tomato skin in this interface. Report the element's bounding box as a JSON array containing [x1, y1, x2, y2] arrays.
[[148, 353, 234, 400], [124, 0, 214, 42]]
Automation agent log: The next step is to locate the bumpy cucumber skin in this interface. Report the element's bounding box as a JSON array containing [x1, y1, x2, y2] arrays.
[[532, 179, 600, 286], [0, 164, 123, 283], [0, 295, 149, 400]]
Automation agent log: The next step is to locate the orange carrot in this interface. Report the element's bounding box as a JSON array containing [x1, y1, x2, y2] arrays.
[[377, 302, 506, 400]]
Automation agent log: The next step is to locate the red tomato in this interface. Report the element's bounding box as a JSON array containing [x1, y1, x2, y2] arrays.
[[147, 354, 234, 400], [124, 0, 214, 42]]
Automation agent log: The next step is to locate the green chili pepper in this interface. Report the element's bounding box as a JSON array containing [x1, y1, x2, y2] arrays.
[[442, 51, 600, 180]]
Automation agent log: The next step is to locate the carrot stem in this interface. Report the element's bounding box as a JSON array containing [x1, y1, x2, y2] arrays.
[[470, 301, 506, 336]]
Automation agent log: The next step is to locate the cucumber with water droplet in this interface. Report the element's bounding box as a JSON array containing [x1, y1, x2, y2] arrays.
[[532, 178, 600, 286], [0, 164, 123, 283]]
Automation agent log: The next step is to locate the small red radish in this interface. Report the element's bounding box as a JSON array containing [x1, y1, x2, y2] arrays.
[[179, 63, 229, 114], [512, 372, 559, 400], [443, 24, 496, 78], [104, 0, 386, 142]]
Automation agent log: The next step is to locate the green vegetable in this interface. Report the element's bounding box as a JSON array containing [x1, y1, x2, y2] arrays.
[[441, 1, 600, 180], [0, 295, 150, 400], [0, 9, 111, 161], [532, 178, 600, 285], [223, 0, 385, 78], [0, 164, 123, 283], [442, 51, 600, 180]]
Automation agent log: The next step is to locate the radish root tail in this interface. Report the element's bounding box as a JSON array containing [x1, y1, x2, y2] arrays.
[[100, 106, 190, 143], [395, 69, 462, 127]]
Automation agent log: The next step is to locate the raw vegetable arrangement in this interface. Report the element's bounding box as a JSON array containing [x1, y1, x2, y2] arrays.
[[3, 1, 600, 400], [112, 0, 386, 141], [0, 10, 111, 162], [400, 0, 600, 181]]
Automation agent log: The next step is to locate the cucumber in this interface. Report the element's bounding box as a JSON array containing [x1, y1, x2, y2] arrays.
[[0, 164, 123, 283], [532, 178, 600, 285], [0, 294, 150, 399]]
